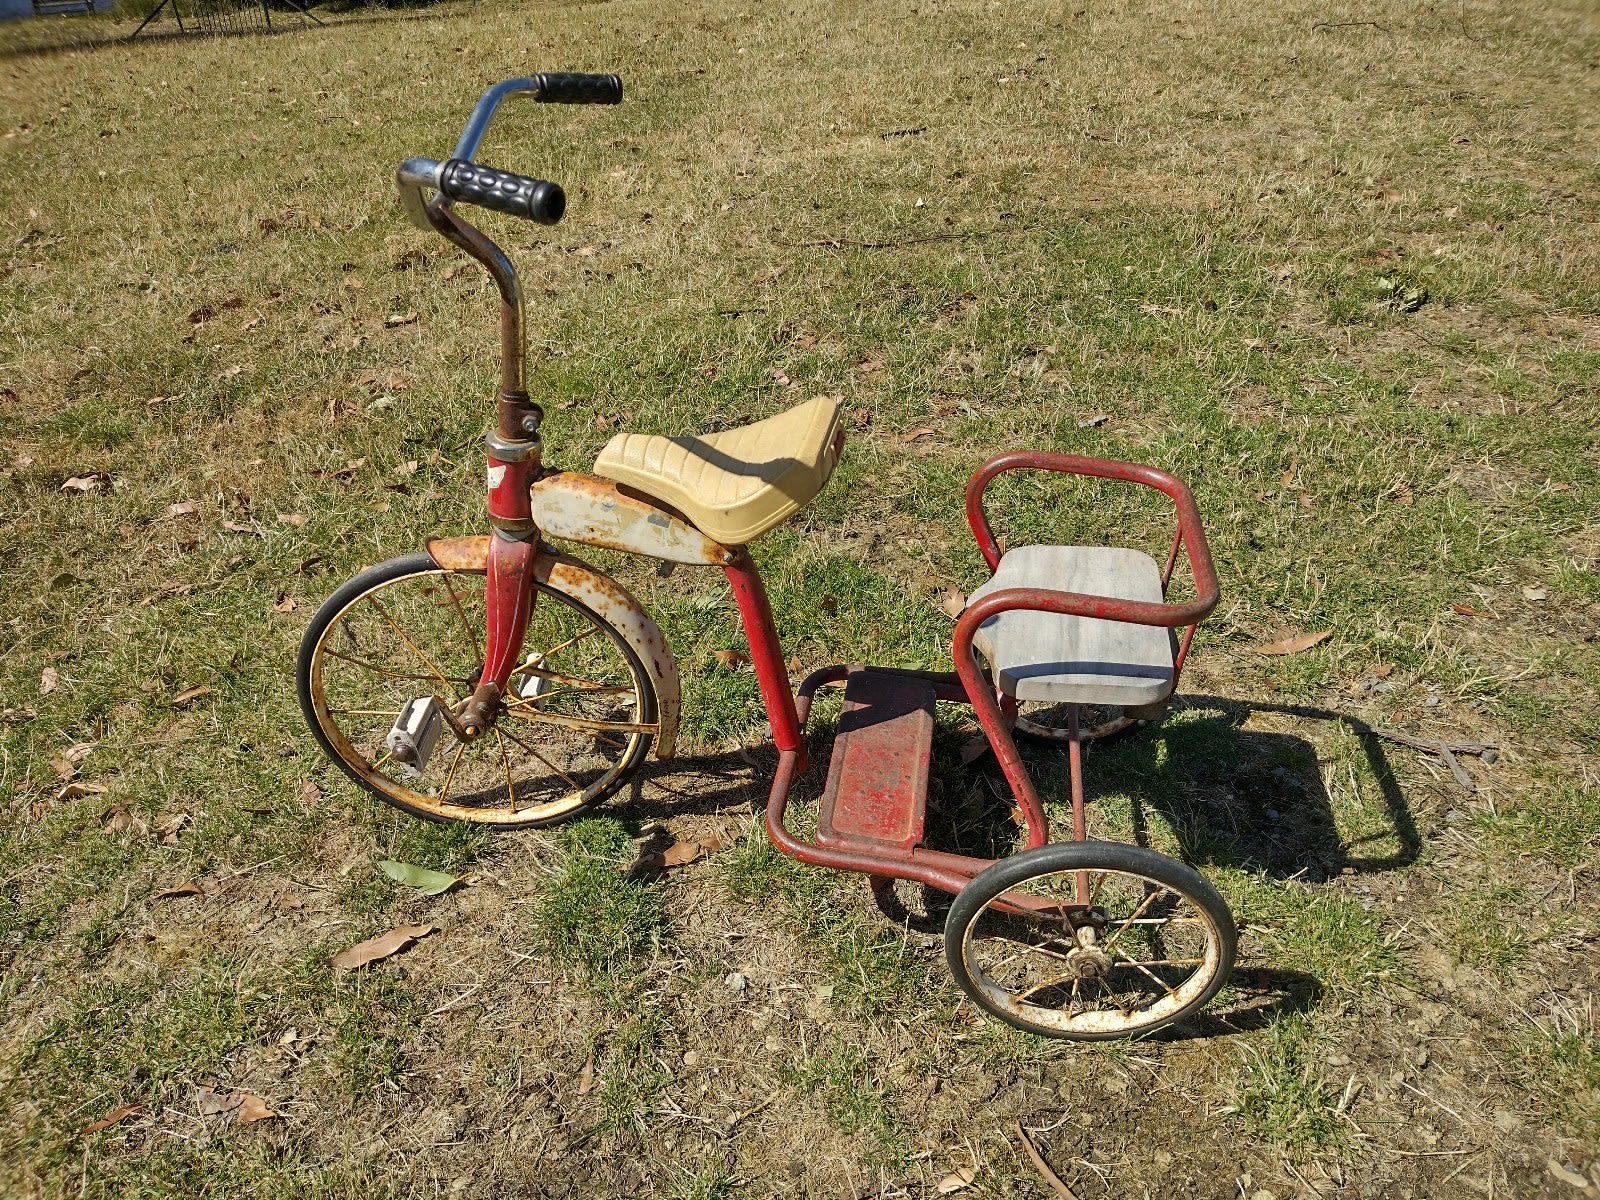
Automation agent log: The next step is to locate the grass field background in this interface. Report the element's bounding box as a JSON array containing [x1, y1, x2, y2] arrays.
[[1, 0, 1597, 1195]]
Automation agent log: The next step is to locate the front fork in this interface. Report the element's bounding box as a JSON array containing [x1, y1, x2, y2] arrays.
[[463, 401, 543, 736]]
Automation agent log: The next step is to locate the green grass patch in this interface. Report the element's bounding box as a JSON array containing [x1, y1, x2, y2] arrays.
[[532, 816, 665, 1004]]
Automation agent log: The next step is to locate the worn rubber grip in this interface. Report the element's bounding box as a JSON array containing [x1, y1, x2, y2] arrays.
[[438, 159, 566, 224], [533, 72, 623, 105]]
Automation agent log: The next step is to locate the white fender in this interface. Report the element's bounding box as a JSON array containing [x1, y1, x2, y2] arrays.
[[425, 536, 682, 758]]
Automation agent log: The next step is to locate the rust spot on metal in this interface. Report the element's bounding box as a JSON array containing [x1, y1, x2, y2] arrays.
[[425, 535, 491, 573], [530, 472, 732, 565]]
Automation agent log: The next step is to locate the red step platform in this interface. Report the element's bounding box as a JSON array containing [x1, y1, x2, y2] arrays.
[[816, 670, 936, 853]]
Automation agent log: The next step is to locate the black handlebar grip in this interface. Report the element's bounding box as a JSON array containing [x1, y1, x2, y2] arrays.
[[533, 72, 623, 105], [438, 159, 566, 224]]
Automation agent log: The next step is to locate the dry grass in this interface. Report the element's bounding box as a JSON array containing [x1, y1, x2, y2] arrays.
[[2, 0, 1598, 1195]]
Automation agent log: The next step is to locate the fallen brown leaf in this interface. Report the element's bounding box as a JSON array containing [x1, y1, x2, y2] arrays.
[[937, 1167, 977, 1195], [154, 812, 190, 844], [1451, 602, 1486, 618], [660, 839, 704, 868], [1075, 413, 1110, 429], [153, 882, 204, 900], [901, 427, 936, 443], [172, 684, 212, 708], [167, 501, 197, 518], [273, 593, 297, 613], [700, 830, 732, 853], [329, 923, 436, 970], [79, 1103, 143, 1137], [577, 1054, 595, 1094], [277, 512, 307, 527], [299, 779, 322, 807], [60, 474, 102, 493], [940, 586, 966, 620], [39, 666, 58, 695], [1522, 585, 1548, 602], [385, 310, 418, 328], [56, 780, 108, 800], [786, 654, 803, 675], [234, 1093, 278, 1124], [959, 735, 991, 765], [711, 649, 750, 669], [222, 519, 259, 536], [1255, 630, 1332, 656]]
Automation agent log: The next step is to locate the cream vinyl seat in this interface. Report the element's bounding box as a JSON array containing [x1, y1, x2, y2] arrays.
[[592, 396, 844, 546]]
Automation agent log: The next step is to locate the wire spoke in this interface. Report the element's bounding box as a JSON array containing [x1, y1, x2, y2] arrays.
[[500, 704, 655, 736], [437, 739, 467, 806], [496, 721, 588, 794], [364, 595, 459, 699], [1110, 950, 1179, 996], [441, 577, 482, 663], [1098, 887, 1167, 954], [493, 727, 518, 813], [321, 648, 438, 683], [535, 625, 601, 662]]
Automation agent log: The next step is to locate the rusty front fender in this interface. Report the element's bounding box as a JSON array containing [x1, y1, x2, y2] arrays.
[[425, 535, 682, 758]]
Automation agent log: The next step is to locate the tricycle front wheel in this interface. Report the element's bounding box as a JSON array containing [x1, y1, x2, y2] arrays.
[[945, 841, 1235, 1040], [297, 553, 656, 828]]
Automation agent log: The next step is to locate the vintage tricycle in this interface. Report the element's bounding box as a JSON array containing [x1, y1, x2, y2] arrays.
[[297, 74, 1236, 1039]]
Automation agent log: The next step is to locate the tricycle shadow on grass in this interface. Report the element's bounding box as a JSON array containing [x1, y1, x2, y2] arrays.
[[624, 690, 1421, 1039]]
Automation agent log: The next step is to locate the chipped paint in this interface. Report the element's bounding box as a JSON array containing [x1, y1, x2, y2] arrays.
[[530, 472, 733, 565]]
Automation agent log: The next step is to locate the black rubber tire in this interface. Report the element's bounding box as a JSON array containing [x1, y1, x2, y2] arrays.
[[297, 552, 656, 829], [945, 840, 1236, 1040]]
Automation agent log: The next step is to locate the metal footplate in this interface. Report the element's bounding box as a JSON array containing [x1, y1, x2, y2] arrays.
[[816, 671, 936, 852]]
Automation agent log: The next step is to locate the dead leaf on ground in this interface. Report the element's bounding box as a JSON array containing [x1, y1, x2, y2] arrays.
[[1076, 413, 1110, 428], [234, 1094, 277, 1124], [277, 512, 307, 527], [786, 654, 803, 675], [222, 519, 259, 536], [154, 812, 190, 843], [385, 310, 418, 328], [577, 1054, 595, 1094], [216, 364, 245, 382], [855, 357, 886, 374], [661, 839, 704, 868], [959, 735, 991, 765], [937, 1167, 977, 1194], [1255, 630, 1332, 656], [273, 593, 297, 613], [195, 1085, 276, 1124], [1451, 602, 1490, 618], [172, 684, 213, 708], [271, 893, 305, 912], [394, 460, 419, 477], [56, 780, 108, 800], [1280, 459, 1299, 489], [711, 649, 750, 669], [39, 666, 58, 695], [79, 1103, 143, 1137], [167, 501, 197, 518], [1522, 585, 1548, 602], [153, 882, 204, 900], [300, 780, 322, 807], [939, 586, 966, 620], [701, 830, 732, 853], [60, 474, 103, 493], [901, 427, 936, 443], [101, 804, 147, 836], [329, 923, 436, 970]]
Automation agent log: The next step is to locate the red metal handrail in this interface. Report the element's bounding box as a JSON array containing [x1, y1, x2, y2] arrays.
[[956, 451, 1222, 850]]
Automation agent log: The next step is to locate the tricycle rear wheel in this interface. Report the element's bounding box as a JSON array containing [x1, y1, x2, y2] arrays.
[[945, 841, 1235, 1039]]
